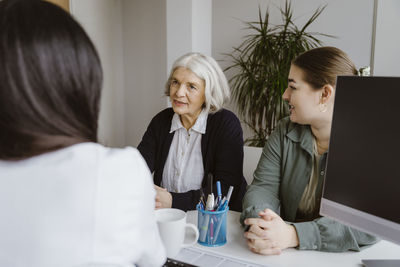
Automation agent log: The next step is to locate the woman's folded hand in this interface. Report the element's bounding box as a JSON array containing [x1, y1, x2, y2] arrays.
[[243, 209, 299, 255]]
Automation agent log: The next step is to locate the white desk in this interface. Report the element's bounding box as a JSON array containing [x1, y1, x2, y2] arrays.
[[184, 210, 400, 267]]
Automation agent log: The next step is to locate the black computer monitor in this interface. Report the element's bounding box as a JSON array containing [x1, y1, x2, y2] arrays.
[[320, 76, 400, 249]]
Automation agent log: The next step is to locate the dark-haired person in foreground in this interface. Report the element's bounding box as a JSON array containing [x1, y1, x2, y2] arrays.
[[0, 0, 165, 266], [241, 47, 377, 255]]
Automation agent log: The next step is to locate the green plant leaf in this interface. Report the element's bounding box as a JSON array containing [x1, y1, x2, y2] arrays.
[[224, 0, 332, 147]]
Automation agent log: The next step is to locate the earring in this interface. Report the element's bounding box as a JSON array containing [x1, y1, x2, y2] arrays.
[[319, 103, 327, 113]]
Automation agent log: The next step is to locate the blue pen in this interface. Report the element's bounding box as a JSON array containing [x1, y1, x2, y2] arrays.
[[217, 197, 226, 211], [213, 187, 233, 243], [216, 181, 222, 205], [217, 199, 228, 211], [213, 202, 228, 244]]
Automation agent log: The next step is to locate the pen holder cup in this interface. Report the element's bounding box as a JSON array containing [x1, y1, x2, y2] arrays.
[[196, 204, 228, 247]]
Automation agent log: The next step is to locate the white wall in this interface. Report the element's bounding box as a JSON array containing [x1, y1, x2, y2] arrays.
[[212, 0, 374, 140], [71, 0, 212, 148], [166, 0, 192, 72], [192, 0, 212, 56], [71, 0, 396, 147], [121, 0, 167, 147], [373, 0, 400, 76], [72, 0, 168, 148], [167, 0, 212, 72], [213, 0, 373, 72], [71, 0, 126, 147]]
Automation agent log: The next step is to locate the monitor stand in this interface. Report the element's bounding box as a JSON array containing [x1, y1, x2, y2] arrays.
[[362, 259, 400, 267]]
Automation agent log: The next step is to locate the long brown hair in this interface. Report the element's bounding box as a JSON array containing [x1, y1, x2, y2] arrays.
[[0, 0, 103, 160], [292, 46, 357, 89]]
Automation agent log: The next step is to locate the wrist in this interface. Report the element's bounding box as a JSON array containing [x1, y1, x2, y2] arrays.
[[287, 225, 299, 248], [167, 191, 173, 208]]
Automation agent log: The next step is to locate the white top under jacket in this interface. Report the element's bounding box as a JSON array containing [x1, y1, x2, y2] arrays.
[[0, 142, 166, 267], [162, 109, 207, 193]]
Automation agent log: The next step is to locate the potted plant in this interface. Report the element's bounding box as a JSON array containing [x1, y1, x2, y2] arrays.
[[224, 1, 330, 147]]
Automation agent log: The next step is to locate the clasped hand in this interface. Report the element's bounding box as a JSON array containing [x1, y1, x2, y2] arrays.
[[243, 209, 299, 255], [154, 185, 172, 209]]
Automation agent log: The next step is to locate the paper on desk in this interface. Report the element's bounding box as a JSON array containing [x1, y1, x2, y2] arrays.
[[173, 247, 273, 267]]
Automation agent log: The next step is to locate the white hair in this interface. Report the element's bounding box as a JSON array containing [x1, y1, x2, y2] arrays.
[[165, 52, 230, 113]]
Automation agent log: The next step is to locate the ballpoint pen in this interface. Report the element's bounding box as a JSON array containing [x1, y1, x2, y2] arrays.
[[208, 173, 213, 195], [213, 204, 228, 244], [213, 187, 234, 244], [216, 181, 222, 206], [212, 216, 223, 244], [209, 217, 214, 243], [200, 188, 206, 207], [226, 186, 234, 205], [216, 199, 227, 211], [199, 193, 214, 242], [200, 197, 206, 209], [216, 186, 233, 211], [217, 196, 226, 210], [198, 201, 204, 211]]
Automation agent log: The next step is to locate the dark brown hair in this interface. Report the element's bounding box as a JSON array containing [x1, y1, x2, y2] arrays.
[[292, 46, 357, 89], [0, 0, 103, 160]]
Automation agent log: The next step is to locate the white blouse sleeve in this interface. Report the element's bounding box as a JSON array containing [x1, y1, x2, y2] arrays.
[[92, 147, 166, 267]]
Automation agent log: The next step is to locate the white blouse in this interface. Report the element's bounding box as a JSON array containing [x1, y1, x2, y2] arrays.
[[0, 142, 166, 267], [162, 109, 208, 193]]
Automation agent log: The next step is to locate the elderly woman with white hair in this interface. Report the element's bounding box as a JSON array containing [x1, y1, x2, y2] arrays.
[[138, 52, 247, 211]]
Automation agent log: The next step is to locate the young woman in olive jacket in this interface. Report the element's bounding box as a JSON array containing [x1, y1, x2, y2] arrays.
[[241, 47, 377, 254]]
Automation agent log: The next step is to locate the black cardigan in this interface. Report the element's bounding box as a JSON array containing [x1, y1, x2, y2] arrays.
[[138, 108, 247, 211]]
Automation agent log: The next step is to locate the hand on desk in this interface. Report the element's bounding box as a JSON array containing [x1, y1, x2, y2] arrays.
[[244, 209, 299, 255], [154, 185, 172, 209]]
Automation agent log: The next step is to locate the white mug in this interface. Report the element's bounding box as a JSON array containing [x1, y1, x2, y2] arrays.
[[155, 208, 199, 257]]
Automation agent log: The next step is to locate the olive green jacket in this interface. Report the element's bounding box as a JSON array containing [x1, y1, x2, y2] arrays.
[[241, 117, 377, 252]]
